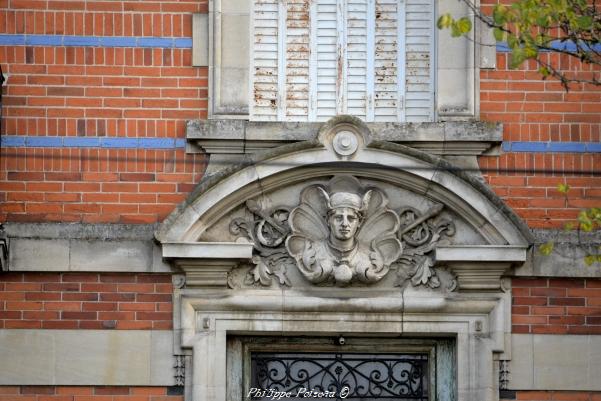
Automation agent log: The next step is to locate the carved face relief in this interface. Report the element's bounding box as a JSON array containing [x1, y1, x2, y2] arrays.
[[230, 175, 456, 288], [328, 207, 361, 244]]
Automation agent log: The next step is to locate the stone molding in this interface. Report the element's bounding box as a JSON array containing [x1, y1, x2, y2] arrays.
[[4, 223, 598, 275], [436, 246, 528, 291], [163, 242, 253, 287], [161, 121, 529, 244], [186, 119, 502, 160], [176, 288, 511, 401]]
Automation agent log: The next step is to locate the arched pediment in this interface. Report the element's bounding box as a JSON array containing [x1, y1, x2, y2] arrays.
[[157, 116, 532, 290]]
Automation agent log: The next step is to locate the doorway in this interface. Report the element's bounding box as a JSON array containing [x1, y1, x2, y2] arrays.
[[226, 336, 456, 401]]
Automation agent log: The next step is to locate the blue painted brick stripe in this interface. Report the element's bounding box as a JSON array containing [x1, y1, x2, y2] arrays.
[[497, 40, 601, 53], [2, 137, 599, 153], [503, 141, 601, 153], [1, 136, 186, 149], [0, 34, 192, 48]]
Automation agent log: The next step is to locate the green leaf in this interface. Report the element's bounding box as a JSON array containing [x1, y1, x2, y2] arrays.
[[557, 183, 570, 194], [507, 34, 519, 49], [493, 4, 508, 24], [576, 15, 593, 29], [493, 27, 505, 42], [437, 13, 453, 29], [539, 241, 554, 256], [589, 208, 601, 221], [584, 255, 596, 266], [563, 222, 575, 231], [538, 66, 551, 77], [524, 45, 538, 59], [578, 210, 593, 231], [456, 17, 473, 34], [510, 48, 526, 68], [451, 23, 462, 37]]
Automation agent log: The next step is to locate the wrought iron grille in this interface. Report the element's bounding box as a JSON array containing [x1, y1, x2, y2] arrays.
[[250, 352, 428, 400]]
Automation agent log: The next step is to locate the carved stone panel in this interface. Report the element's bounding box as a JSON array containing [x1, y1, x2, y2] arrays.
[[224, 175, 458, 288]]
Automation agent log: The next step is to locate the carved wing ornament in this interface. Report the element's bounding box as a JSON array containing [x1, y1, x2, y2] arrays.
[[229, 175, 455, 287]]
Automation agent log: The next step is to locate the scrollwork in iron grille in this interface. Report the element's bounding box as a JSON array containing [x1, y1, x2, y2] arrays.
[[250, 352, 428, 400]]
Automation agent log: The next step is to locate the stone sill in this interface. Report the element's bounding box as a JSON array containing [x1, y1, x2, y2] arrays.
[[185, 119, 503, 157]]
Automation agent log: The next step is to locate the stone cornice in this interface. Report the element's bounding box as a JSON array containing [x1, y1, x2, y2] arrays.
[[186, 119, 503, 157]]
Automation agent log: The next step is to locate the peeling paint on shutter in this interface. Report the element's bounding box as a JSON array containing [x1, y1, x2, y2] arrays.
[[346, 0, 368, 119], [250, 0, 433, 122], [286, 0, 310, 120], [314, 0, 338, 120], [374, 0, 401, 121], [405, 0, 433, 122], [252, 0, 280, 120]]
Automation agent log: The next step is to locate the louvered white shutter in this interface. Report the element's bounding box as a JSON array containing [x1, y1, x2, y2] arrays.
[[405, 0, 434, 121], [313, 0, 339, 120], [250, 0, 433, 122], [251, 0, 280, 120]]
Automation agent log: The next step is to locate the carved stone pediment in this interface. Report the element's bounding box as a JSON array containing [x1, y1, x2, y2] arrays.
[[158, 116, 532, 291]]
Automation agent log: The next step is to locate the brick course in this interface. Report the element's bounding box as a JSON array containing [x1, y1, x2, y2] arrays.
[[501, 391, 601, 400], [0, 273, 173, 329], [0, 386, 183, 401], [0, 149, 206, 223], [512, 278, 601, 334]]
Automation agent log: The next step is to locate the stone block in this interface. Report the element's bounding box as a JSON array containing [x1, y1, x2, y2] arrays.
[[479, 24, 496, 69], [216, 67, 249, 113], [220, 15, 249, 68], [221, 0, 251, 14], [0, 330, 174, 386], [587, 336, 601, 389], [193, 14, 209, 67], [508, 334, 534, 389], [69, 240, 153, 271], [533, 334, 588, 390], [0, 330, 55, 384], [54, 330, 152, 385], [10, 238, 70, 271], [152, 242, 173, 273], [151, 331, 176, 385], [437, 68, 473, 117]]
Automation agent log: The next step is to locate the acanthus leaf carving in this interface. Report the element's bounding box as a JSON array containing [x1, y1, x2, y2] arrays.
[[230, 199, 293, 287], [394, 208, 456, 289]]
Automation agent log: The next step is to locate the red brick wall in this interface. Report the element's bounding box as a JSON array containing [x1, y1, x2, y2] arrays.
[[1, 2, 600, 227], [479, 52, 601, 229], [0, 386, 183, 401], [0, 159, 205, 224], [512, 278, 601, 334], [0, 0, 208, 223], [0, 273, 173, 329], [501, 391, 601, 401], [480, 54, 601, 133]]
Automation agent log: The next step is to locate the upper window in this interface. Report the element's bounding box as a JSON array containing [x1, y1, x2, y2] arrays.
[[250, 0, 434, 122], [199, 0, 478, 121]]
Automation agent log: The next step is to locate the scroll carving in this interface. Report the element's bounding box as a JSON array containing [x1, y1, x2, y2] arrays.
[[230, 199, 294, 286]]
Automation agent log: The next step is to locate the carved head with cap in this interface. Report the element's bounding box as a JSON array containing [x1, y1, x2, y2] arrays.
[[319, 185, 372, 251]]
